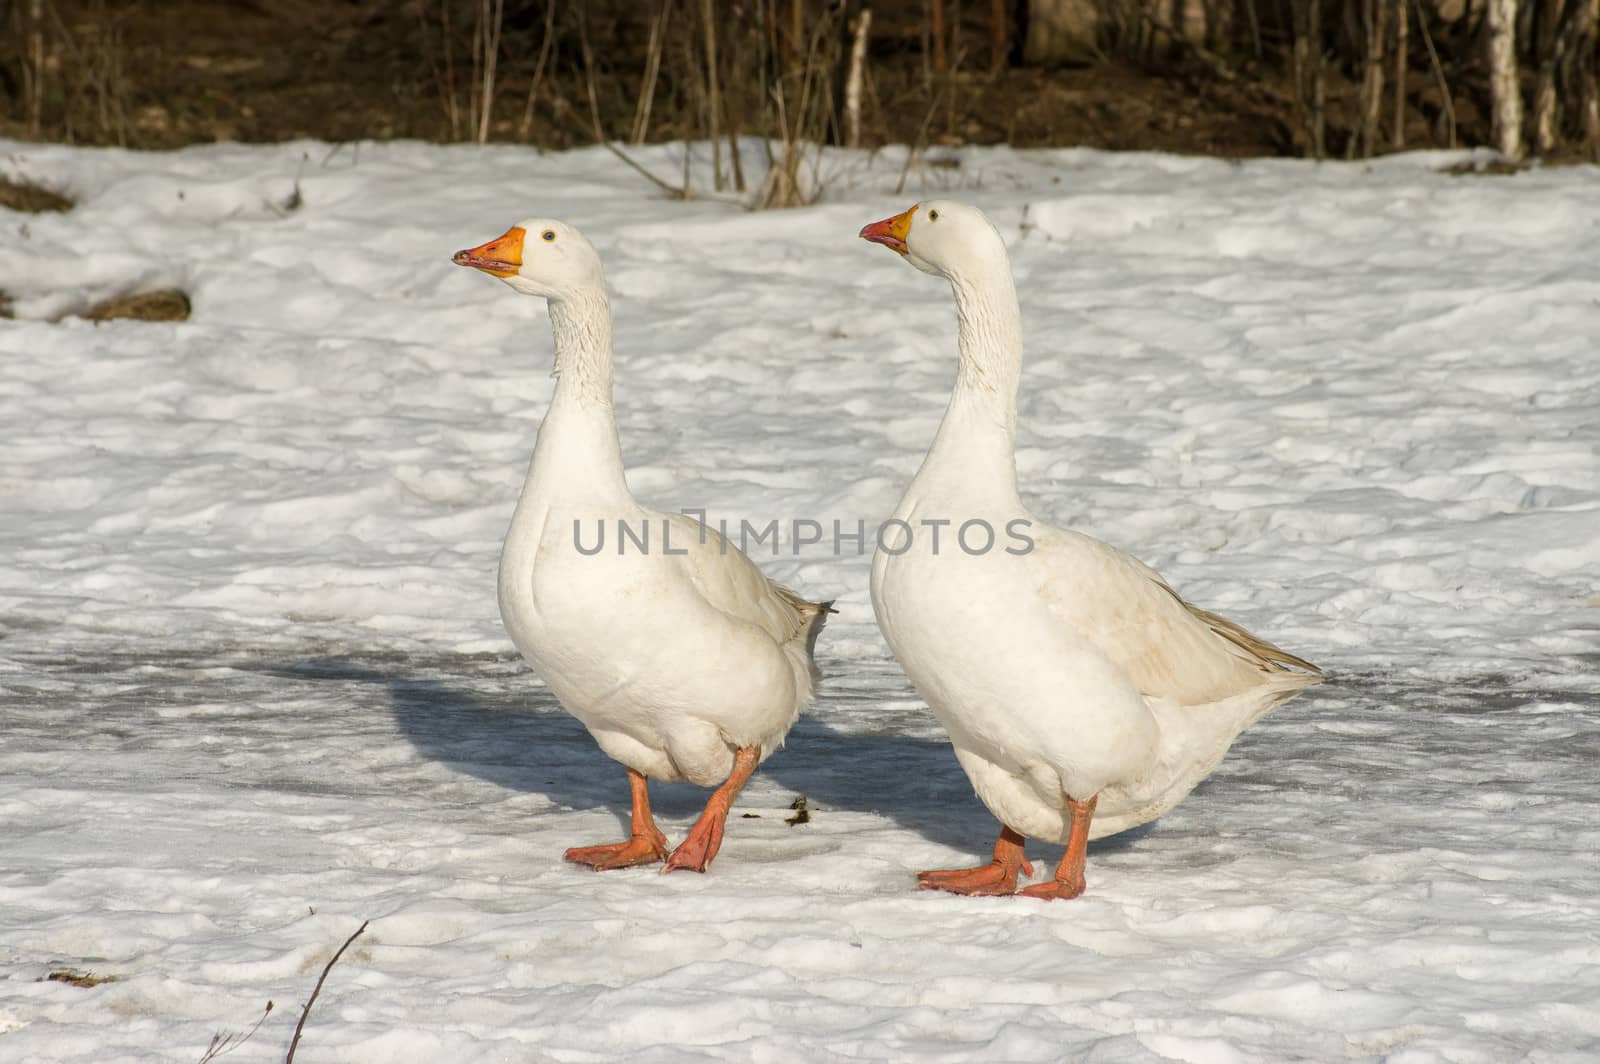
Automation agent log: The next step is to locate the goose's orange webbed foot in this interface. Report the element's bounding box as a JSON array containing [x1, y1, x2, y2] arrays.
[[564, 829, 669, 870], [917, 826, 1034, 896], [1017, 795, 1097, 902], [565, 767, 669, 871], [662, 745, 760, 875]]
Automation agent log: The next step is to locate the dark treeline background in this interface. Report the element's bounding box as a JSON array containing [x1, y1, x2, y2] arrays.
[[1, 0, 1595, 165]]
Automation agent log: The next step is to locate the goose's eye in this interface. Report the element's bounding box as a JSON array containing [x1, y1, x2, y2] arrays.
[[928, 210, 939, 221], [542, 229, 557, 242]]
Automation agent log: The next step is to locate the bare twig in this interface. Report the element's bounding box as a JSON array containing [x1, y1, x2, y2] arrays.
[[475, 0, 506, 142], [440, 0, 461, 139], [630, 0, 671, 143], [284, 921, 368, 1064], [895, 80, 946, 195], [196, 1001, 273, 1064], [517, 0, 558, 141], [1413, 0, 1456, 148], [577, 9, 691, 198], [26, 0, 45, 136]]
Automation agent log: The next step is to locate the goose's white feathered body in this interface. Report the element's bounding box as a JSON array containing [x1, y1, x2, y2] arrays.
[[500, 486, 823, 788], [464, 221, 826, 794], [867, 200, 1319, 848]]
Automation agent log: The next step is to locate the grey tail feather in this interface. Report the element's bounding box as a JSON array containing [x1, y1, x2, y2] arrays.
[[1187, 602, 1323, 679]]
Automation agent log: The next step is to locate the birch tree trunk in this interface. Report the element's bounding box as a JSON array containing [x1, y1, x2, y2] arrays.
[[845, 8, 871, 147], [1532, 0, 1563, 152], [1486, 0, 1524, 157]]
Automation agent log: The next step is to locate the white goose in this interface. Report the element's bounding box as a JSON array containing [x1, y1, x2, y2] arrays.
[[859, 201, 1320, 900], [453, 220, 830, 873]]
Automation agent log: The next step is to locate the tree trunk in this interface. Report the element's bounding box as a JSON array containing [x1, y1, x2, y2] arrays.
[[1393, 0, 1408, 148], [1532, 0, 1564, 152], [1359, 0, 1389, 156], [1486, 0, 1524, 157], [845, 8, 871, 146], [701, 0, 723, 190], [1584, 0, 1600, 150]]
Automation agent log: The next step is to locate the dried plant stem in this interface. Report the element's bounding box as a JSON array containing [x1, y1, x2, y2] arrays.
[[631, 0, 671, 143], [285, 921, 368, 1064], [578, 9, 690, 198], [476, 0, 505, 143], [896, 80, 946, 195], [439, 1, 461, 139], [701, 0, 724, 189], [196, 1001, 273, 1064], [27, 0, 46, 135], [517, 0, 558, 141], [1413, 0, 1456, 148]]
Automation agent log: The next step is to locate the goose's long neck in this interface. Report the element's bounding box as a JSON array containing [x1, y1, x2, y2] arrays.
[[916, 263, 1024, 507], [525, 285, 630, 506]]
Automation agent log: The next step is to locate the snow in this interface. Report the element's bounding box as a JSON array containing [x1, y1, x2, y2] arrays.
[[2, 138, 1598, 1062]]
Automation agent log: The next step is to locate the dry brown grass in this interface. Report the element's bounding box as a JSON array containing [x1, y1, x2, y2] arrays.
[[81, 289, 192, 322], [43, 969, 115, 988], [0, 177, 74, 213]]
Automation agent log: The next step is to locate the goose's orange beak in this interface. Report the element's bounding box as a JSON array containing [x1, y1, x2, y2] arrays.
[[453, 226, 526, 277], [859, 206, 916, 255]]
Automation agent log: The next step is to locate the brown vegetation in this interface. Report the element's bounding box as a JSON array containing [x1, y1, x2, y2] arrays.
[[0, 1, 1594, 162], [43, 969, 115, 988], [0, 175, 73, 211], [82, 288, 192, 322]]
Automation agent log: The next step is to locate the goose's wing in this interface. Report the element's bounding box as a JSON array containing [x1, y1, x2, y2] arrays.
[[661, 512, 828, 646], [1034, 527, 1320, 705]]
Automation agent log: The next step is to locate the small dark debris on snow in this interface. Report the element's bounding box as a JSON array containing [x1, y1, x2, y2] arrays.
[[0, 177, 73, 213], [44, 969, 114, 988], [741, 812, 761, 818], [82, 289, 192, 323], [785, 795, 811, 827]]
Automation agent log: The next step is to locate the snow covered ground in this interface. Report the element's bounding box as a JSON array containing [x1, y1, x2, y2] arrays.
[[2, 138, 1598, 1062]]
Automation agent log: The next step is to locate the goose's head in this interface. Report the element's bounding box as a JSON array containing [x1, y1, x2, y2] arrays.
[[859, 200, 1006, 279], [452, 219, 605, 300]]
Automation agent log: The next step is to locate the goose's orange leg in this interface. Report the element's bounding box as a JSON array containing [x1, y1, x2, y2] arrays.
[[1020, 795, 1097, 900], [564, 767, 670, 870], [663, 745, 760, 874], [917, 825, 1035, 896]]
